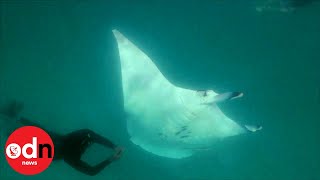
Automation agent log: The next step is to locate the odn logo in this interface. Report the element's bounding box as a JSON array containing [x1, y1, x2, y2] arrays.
[[5, 126, 54, 175]]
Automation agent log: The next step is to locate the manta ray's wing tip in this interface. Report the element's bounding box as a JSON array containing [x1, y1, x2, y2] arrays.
[[112, 29, 118, 33], [112, 29, 127, 42], [112, 29, 121, 37]]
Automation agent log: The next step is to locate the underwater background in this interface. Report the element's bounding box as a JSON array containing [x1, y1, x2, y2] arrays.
[[0, 0, 319, 179]]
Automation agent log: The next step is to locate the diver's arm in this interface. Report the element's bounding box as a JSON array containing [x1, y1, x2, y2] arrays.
[[88, 131, 124, 159], [66, 159, 113, 176], [90, 131, 117, 149], [68, 129, 117, 149], [19, 117, 63, 138]]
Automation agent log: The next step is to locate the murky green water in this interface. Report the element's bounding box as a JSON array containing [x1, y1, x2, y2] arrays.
[[1, 1, 319, 180]]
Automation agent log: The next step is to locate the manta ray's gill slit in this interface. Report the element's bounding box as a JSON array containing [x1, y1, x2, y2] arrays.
[[180, 135, 190, 139], [174, 125, 192, 138], [178, 129, 192, 139], [175, 130, 183, 136], [175, 126, 187, 135]]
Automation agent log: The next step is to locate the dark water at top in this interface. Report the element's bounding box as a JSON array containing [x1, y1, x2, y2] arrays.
[[0, 1, 319, 180]]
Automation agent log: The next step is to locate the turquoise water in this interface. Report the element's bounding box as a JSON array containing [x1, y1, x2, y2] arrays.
[[1, 1, 319, 180]]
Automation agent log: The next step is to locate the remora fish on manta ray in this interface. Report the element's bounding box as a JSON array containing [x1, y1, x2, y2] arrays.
[[112, 29, 262, 159]]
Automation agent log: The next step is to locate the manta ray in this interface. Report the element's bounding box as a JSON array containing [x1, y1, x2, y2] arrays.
[[112, 29, 262, 159]]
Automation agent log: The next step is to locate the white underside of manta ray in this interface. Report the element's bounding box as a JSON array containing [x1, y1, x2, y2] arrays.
[[112, 29, 262, 159]]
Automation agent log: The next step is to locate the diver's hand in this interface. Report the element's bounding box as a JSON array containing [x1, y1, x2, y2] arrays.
[[110, 147, 124, 161], [0, 100, 24, 119]]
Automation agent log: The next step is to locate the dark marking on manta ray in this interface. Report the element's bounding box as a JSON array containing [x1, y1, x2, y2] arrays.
[[180, 135, 190, 139], [158, 133, 168, 139], [175, 129, 187, 135], [176, 131, 192, 137], [175, 126, 189, 136]]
